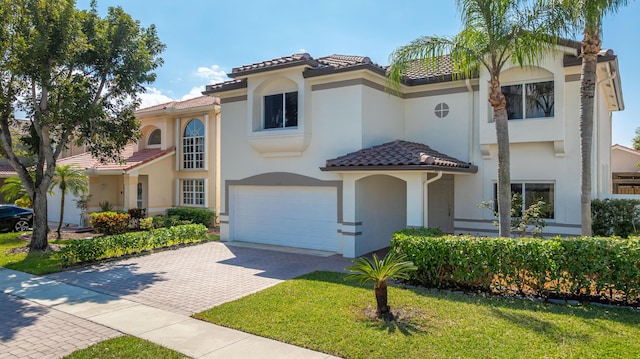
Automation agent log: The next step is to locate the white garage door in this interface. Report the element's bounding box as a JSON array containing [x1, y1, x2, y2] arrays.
[[47, 189, 82, 226], [230, 186, 338, 252]]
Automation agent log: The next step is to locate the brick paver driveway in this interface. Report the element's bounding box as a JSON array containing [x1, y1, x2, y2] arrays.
[[1, 241, 352, 358], [47, 241, 353, 315]]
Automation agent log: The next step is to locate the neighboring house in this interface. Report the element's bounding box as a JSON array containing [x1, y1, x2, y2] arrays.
[[611, 144, 640, 194], [204, 44, 624, 258], [52, 95, 220, 225]]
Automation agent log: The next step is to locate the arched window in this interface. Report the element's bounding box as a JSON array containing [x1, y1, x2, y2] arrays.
[[183, 119, 204, 169], [147, 129, 161, 145]]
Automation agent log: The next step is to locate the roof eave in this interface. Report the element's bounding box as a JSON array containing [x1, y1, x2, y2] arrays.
[[319, 164, 478, 174], [228, 59, 319, 78], [303, 63, 386, 79], [203, 79, 248, 94]]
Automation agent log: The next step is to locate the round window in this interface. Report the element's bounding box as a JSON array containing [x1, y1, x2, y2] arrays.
[[435, 103, 450, 118]]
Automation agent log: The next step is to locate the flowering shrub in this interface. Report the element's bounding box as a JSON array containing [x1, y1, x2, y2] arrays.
[[90, 211, 130, 235]]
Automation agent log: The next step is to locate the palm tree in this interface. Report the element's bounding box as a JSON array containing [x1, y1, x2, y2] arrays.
[[0, 176, 32, 207], [51, 165, 88, 239], [388, 0, 563, 237], [346, 251, 417, 319], [562, 0, 629, 236]]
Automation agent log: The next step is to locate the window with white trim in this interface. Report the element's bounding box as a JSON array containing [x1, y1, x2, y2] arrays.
[[502, 80, 554, 120], [264, 91, 298, 129], [493, 182, 555, 219], [183, 119, 204, 169], [182, 179, 205, 206]]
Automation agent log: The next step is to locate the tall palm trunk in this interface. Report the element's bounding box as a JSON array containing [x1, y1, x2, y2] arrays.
[[489, 76, 511, 238], [56, 187, 66, 239], [374, 281, 389, 317], [580, 29, 601, 237]]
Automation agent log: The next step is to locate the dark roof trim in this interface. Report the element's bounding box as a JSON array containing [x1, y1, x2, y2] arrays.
[[303, 63, 387, 78], [229, 59, 319, 78], [203, 79, 247, 94], [563, 54, 617, 67], [320, 165, 478, 173]]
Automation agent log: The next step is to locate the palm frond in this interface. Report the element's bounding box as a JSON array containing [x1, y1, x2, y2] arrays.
[[345, 251, 417, 285]]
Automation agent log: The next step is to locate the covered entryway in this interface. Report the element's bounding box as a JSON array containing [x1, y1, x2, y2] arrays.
[[229, 185, 338, 252], [322, 140, 477, 257]]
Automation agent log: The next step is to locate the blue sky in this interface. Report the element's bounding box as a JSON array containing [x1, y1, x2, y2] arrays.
[[77, 0, 640, 147]]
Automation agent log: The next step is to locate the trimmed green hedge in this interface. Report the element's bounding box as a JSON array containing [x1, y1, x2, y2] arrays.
[[59, 224, 208, 265], [166, 207, 216, 227], [391, 229, 640, 304], [592, 198, 640, 237]]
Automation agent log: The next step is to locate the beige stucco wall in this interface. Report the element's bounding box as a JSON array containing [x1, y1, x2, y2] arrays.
[[137, 155, 175, 216], [88, 175, 124, 211], [612, 147, 640, 173]]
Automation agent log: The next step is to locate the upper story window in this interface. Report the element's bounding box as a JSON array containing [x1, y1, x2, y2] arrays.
[[148, 129, 161, 145], [264, 91, 298, 129], [183, 119, 204, 169], [502, 80, 554, 120]]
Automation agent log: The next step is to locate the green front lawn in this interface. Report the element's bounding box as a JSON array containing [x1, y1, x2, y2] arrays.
[[194, 271, 640, 359], [0, 233, 64, 275], [63, 335, 189, 359], [0, 231, 220, 275]]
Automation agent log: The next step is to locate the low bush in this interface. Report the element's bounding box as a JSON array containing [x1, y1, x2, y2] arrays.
[[151, 214, 191, 228], [128, 208, 146, 229], [592, 198, 640, 237], [391, 229, 640, 305], [90, 212, 130, 235], [58, 224, 208, 265], [166, 207, 216, 227]]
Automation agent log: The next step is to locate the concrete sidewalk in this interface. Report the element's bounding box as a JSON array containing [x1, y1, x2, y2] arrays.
[[1, 268, 341, 358]]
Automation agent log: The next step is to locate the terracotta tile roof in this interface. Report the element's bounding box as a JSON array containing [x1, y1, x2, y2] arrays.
[[136, 96, 219, 114], [316, 54, 373, 68], [322, 140, 477, 172], [205, 78, 247, 93], [229, 53, 318, 78], [395, 55, 457, 84], [0, 164, 17, 177], [57, 144, 175, 173]]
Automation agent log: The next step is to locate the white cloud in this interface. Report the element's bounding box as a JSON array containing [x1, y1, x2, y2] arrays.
[[138, 87, 174, 108], [195, 64, 228, 84], [180, 86, 207, 101]]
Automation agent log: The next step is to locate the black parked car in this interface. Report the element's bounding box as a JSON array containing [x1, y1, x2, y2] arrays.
[[0, 205, 33, 232]]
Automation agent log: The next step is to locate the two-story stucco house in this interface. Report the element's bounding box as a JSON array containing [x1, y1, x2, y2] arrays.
[[52, 95, 220, 224], [204, 41, 624, 258]]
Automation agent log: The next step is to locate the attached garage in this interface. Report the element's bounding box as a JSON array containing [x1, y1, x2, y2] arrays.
[[229, 185, 338, 252]]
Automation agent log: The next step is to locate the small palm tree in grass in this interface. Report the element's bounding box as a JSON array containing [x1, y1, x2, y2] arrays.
[[346, 251, 417, 319], [51, 165, 88, 239]]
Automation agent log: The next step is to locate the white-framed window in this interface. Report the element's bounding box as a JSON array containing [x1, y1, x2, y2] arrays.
[[502, 80, 554, 120], [493, 182, 555, 219], [182, 179, 205, 206], [148, 129, 161, 146], [264, 91, 298, 129], [183, 119, 204, 169]]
